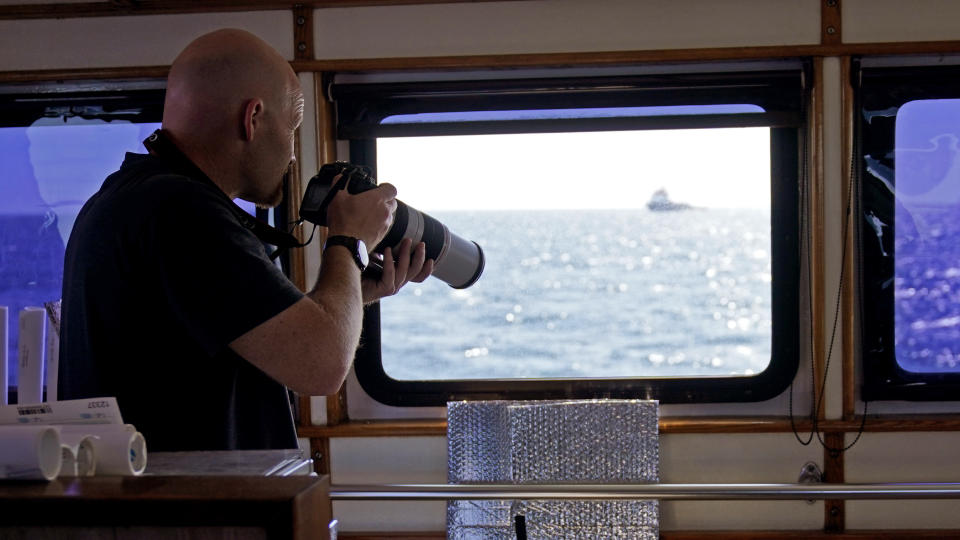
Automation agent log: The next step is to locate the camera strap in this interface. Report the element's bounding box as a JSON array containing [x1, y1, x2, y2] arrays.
[[142, 129, 302, 258]]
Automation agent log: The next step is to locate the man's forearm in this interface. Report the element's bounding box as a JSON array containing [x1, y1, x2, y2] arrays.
[[306, 244, 365, 358]]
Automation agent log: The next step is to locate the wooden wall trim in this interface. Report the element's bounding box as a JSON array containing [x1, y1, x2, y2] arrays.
[[821, 0, 842, 46], [0, 66, 169, 83], [292, 41, 960, 73], [299, 419, 447, 438], [339, 531, 960, 540], [0, 0, 520, 20], [315, 72, 337, 173], [293, 4, 315, 61], [4, 39, 960, 85], [297, 414, 960, 438], [823, 432, 845, 532], [288, 130, 308, 292], [810, 57, 827, 423], [840, 55, 857, 420]]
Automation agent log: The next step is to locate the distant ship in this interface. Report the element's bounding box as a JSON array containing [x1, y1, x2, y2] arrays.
[[646, 188, 691, 211]]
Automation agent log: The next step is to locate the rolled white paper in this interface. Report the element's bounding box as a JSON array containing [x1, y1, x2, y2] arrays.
[[1, 306, 8, 405], [43, 301, 60, 403], [60, 445, 77, 477], [59, 433, 97, 477], [17, 307, 46, 404], [0, 397, 124, 426], [0, 425, 62, 481], [60, 424, 147, 476]]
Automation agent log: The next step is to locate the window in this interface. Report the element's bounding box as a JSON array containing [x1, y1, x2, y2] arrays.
[[857, 60, 960, 401], [0, 82, 290, 398], [0, 84, 165, 397], [336, 63, 806, 406]]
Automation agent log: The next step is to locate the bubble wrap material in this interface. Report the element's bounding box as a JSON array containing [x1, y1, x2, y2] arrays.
[[447, 400, 659, 540]]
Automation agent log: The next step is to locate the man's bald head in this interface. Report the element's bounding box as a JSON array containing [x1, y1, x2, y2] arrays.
[[160, 28, 304, 206], [163, 28, 297, 140]]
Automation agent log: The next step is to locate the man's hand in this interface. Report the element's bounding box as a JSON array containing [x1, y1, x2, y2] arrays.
[[362, 238, 434, 303], [325, 175, 397, 250]]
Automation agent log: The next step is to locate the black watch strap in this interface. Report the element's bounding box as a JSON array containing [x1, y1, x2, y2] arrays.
[[325, 235, 368, 271]]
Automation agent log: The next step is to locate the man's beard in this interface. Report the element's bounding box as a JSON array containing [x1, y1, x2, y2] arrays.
[[242, 173, 285, 209], [254, 180, 284, 209]]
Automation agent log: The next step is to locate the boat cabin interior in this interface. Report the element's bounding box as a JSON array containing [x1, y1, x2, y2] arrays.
[[3, 0, 960, 538]]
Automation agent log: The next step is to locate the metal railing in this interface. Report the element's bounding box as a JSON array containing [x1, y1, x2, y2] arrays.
[[330, 482, 960, 501]]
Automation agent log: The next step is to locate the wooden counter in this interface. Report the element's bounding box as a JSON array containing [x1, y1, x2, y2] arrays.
[[0, 451, 333, 540]]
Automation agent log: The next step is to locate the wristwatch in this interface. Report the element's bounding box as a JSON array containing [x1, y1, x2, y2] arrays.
[[324, 235, 369, 272]]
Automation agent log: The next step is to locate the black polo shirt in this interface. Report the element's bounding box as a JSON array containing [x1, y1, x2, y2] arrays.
[[60, 152, 304, 451]]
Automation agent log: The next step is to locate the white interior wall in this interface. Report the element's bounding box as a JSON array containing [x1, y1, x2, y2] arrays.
[[844, 0, 960, 44], [0, 11, 294, 70], [313, 0, 821, 59]]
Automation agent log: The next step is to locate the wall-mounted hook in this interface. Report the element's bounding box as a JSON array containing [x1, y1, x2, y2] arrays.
[[798, 461, 823, 505]]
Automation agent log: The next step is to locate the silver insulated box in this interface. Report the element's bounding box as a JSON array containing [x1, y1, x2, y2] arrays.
[[447, 399, 660, 539]]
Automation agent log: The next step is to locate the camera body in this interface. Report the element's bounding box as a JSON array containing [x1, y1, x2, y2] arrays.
[[300, 162, 485, 289], [300, 162, 378, 228]]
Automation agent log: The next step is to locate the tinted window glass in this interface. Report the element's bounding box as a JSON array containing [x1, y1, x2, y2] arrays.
[[893, 99, 960, 374], [1, 118, 160, 387]]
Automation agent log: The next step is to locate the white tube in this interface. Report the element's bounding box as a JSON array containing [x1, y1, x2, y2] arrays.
[[43, 301, 60, 403], [17, 307, 46, 404], [59, 433, 97, 477], [0, 425, 62, 481], [59, 424, 147, 476], [0, 306, 8, 405], [60, 444, 77, 477]]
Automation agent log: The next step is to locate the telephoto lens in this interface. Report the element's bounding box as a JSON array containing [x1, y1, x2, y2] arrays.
[[300, 162, 485, 289]]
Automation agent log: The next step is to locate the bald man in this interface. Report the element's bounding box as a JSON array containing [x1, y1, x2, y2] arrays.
[[59, 29, 431, 451]]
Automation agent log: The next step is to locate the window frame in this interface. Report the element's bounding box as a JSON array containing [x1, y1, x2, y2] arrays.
[[855, 59, 960, 402], [340, 64, 807, 407]]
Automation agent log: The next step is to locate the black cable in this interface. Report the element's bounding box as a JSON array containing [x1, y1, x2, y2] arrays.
[[515, 515, 528, 540], [790, 121, 816, 446], [268, 222, 319, 261], [814, 79, 869, 457], [789, 71, 870, 456]]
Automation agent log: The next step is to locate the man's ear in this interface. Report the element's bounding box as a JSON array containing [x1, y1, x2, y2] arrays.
[[242, 98, 264, 142]]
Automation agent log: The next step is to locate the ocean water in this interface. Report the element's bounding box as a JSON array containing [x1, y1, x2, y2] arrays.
[[895, 203, 960, 373], [380, 208, 773, 381]]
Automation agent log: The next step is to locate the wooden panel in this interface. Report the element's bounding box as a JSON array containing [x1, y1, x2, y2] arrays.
[[666, 533, 960, 540], [824, 414, 960, 432], [821, 0, 842, 45], [342, 535, 443, 540], [823, 432, 846, 532], [298, 414, 960, 438], [315, 72, 337, 166], [311, 436, 332, 476], [7, 40, 960, 84], [291, 41, 960, 72], [288, 130, 308, 292], [811, 56, 827, 425], [300, 418, 447, 438], [0, 0, 523, 20], [0, 66, 168, 83], [339, 531, 960, 540], [293, 4, 314, 61], [0, 475, 331, 540], [840, 55, 857, 420], [327, 390, 349, 426]]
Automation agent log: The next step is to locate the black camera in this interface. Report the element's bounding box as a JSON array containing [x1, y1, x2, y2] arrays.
[[300, 162, 485, 289]]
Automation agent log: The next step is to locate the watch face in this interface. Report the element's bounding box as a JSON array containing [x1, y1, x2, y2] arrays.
[[357, 239, 369, 268]]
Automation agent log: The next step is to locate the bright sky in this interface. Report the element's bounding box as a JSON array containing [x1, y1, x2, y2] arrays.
[[376, 127, 771, 211]]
